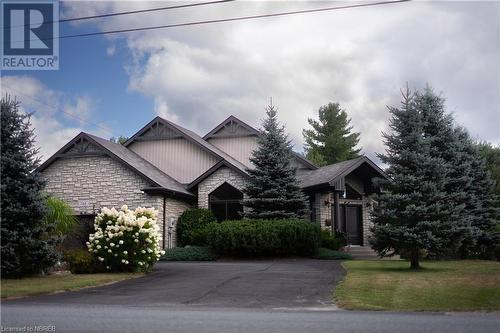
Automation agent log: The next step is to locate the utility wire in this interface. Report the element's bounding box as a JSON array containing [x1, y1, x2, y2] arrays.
[[2, 84, 112, 135], [2, 0, 236, 29], [34, 0, 410, 41]]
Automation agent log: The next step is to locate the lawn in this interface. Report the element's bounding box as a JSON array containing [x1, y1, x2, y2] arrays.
[[1, 272, 143, 299], [335, 260, 500, 311]]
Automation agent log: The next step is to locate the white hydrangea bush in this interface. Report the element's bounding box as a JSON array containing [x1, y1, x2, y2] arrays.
[[87, 205, 165, 272]]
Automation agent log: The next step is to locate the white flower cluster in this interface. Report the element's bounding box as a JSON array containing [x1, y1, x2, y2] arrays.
[[87, 205, 165, 272]]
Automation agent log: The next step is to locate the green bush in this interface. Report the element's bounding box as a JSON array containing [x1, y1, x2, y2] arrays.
[[177, 209, 217, 246], [161, 246, 217, 261], [63, 249, 101, 274], [313, 247, 352, 260], [320, 229, 344, 250], [206, 219, 320, 257]]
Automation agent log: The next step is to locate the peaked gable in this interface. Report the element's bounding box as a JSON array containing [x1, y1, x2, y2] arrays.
[[38, 132, 194, 198], [203, 115, 260, 139]]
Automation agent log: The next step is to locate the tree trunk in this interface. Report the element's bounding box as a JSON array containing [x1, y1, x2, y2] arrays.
[[410, 248, 420, 270]]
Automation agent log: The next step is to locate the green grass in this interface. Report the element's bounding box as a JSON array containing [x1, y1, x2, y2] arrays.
[[1, 272, 143, 299], [313, 247, 353, 260], [160, 246, 217, 261], [335, 260, 500, 311]]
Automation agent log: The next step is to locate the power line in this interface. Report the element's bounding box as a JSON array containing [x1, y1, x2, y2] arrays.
[[2, 0, 235, 29], [37, 0, 410, 41], [2, 84, 112, 135]]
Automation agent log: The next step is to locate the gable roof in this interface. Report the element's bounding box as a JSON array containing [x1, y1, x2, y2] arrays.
[[204, 115, 318, 170], [298, 156, 387, 191], [38, 132, 194, 199], [203, 115, 260, 139], [124, 116, 249, 177]]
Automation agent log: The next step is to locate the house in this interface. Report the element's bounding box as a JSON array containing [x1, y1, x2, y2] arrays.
[[38, 115, 387, 248]]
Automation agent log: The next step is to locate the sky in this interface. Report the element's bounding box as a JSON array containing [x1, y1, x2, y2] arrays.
[[1, 0, 499, 164]]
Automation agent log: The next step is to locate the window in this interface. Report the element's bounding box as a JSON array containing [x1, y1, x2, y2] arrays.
[[208, 182, 243, 221]]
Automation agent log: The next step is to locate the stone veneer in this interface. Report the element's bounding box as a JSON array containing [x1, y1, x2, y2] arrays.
[[197, 166, 247, 208], [41, 155, 192, 248], [312, 190, 374, 246]]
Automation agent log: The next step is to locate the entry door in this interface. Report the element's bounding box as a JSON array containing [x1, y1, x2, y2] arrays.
[[340, 205, 362, 245]]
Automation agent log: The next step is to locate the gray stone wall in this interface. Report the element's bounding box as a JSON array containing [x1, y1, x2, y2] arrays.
[[197, 167, 247, 208], [163, 198, 193, 248], [311, 190, 374, 246], [41, 155, 191, 248]]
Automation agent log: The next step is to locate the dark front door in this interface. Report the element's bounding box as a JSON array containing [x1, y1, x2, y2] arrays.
[[340, 205, 362, 245]]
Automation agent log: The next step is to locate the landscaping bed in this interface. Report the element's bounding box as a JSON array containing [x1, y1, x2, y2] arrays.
[[1, 272, 143, 299], [160, 246, 217, 261], [335, 260, 500, 311]]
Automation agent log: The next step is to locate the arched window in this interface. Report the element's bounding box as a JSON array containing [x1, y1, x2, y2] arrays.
[[209, 182, 244, 221]]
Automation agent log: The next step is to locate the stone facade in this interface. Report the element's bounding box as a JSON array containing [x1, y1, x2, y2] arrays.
[[197, 166, 247, 208], [41, 155, 191, 248], [311, 190, 374, 246]]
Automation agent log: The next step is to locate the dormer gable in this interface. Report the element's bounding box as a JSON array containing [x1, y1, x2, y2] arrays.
[[203, 115, 259, 140]]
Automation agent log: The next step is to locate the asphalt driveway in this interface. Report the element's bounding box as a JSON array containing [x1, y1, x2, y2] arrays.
[[5, 259, 344, 309]]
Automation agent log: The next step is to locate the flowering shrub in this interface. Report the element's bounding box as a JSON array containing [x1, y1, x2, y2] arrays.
[[87, 205, 165, 272]]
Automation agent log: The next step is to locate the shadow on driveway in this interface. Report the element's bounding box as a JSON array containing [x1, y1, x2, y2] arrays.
[[5, 259, 344, 309]]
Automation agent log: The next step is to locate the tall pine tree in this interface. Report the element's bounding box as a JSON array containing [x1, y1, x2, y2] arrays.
[[369, 87, 473, 269], [303, 102, 361, 165], [243, 104, 308, 219], [1, 97, 59, 277]]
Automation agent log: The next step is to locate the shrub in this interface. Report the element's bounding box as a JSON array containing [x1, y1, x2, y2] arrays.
[[313, 247, 352, 260], [64, 249, 101, 274], [177, 208, 217, 246], [86, 205, 165, 272], [320, 229, 344, 250], [206, 219, 320, 256], [161, 246, 217, 261]]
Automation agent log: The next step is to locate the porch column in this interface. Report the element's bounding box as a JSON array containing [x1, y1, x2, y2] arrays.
[[332, 190, 340, 234]]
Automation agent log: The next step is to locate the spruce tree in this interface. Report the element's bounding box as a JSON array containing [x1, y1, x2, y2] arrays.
[[369, 87, 471, 269], [1, 97, 59, 277], [243, 104, 309, 219], [303, 102, 361, 165]]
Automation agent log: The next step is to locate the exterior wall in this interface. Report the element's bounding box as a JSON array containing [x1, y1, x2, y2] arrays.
[[362, 195, 374, 246], [129, 139, 219, 184], [41, 155, 191, 248], [207, 136, 258, 169], [197, 167, 247, 208], [314, 192, 332, 230], [311, 189, 375, 247], [163, 198, 193, 248]]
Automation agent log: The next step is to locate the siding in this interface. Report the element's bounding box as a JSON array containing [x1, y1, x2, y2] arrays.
[[129, 139, 219, 184], [207, 136, 258, 169]]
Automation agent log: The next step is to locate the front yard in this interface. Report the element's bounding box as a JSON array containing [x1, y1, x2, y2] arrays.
[[1, 272, 143, 299], [335, 260, 500, 311]]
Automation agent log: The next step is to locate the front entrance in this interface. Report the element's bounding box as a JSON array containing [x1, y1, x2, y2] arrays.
[[209, 182, 243, 221], [339, 204, 363, 245]]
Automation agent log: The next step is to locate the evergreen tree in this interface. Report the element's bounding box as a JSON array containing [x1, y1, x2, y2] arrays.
[[369, 87, 472, 269], [243, 104, 309, 219], [1, 97, 59, 277], [454, 129, 499, 258], [476, 141, 500, 196], [303, 102, 361, 165]]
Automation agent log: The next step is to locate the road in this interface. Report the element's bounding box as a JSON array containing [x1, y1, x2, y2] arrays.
[[1, 260, 498, 332]]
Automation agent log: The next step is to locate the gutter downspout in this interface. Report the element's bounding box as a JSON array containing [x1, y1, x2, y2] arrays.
[[162, 196, 166, 249]]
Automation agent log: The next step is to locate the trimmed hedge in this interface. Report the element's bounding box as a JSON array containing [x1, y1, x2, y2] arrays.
[[176, 209, 217, 246], [206, 219, 321, 256], [63, 249, 102, 274], [160, 246, 217, 261], [320, 229, 344, 250], [313, 247, 352, 260]]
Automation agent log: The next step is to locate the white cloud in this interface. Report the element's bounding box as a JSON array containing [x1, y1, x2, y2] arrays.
[[1, 75, 111, 162], [59, 1, 500, 162]]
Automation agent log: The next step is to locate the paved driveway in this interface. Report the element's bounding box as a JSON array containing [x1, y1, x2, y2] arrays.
[[6, 259, 343, 309]]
